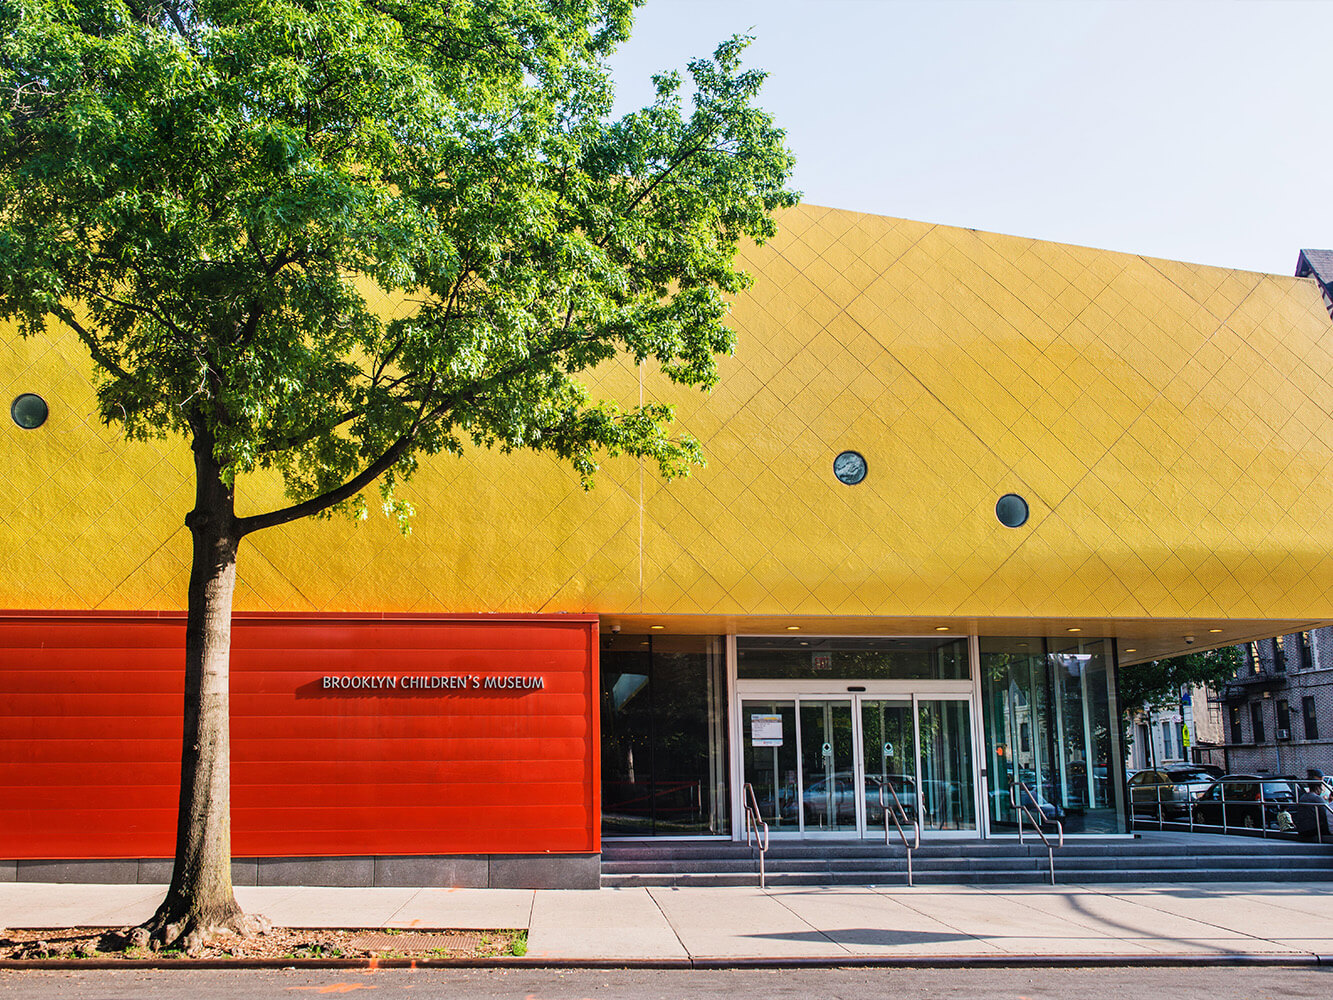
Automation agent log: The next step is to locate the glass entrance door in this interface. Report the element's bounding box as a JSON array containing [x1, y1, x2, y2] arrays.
[[799, 700, 856, 833], [861, 700, 918, 835], [741, 694, 978, 838]]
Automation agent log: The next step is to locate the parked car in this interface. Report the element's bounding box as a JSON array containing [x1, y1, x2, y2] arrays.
[[1191, 775, 1298, 830], [990, 783, 1065, 824], [869, 773, 918, 825], [796, 771, 919, 827], [1128, 765, 1223, 819], [793, 771, 866, 826]]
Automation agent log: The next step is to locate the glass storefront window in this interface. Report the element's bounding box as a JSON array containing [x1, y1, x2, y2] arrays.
[[737, 636, 968, 680], [600, 634, 729, 837], [918, 699, 978, 833], [979, 637, 1125, 834]]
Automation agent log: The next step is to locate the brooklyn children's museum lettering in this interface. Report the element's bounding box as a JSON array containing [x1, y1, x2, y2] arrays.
[[322, 674, 545, 691]]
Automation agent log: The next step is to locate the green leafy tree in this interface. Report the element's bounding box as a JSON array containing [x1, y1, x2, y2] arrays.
[[1120, 647, 1243, 716], [1120, 646, 1243, 759], [0, 0, 795, 950]]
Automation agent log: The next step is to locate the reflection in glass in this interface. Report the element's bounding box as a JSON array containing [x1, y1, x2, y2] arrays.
[[860, 700, 916, 835], [737, 636, 968, 680], [979, 637, 1126, 834], [600, 634, 729, 836], [798, 701, 856, 832], [742, 700, 798, 830], [918, 700, 977, 832]]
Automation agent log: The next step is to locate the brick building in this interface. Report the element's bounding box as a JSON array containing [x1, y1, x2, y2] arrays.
[[1218, 628, 1333, 777]]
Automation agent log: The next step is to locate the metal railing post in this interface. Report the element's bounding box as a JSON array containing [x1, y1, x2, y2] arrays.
[[1011, 780, 1063, 885], [879, 782, 919, 887], [743, 782, 769, 889], [1322, 778, 1333, 844]]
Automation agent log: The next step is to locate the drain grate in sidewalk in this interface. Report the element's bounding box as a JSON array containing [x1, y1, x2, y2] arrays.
[[347, 932, 487, 953]]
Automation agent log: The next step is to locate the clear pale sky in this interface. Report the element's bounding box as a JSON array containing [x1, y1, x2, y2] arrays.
[[607, 0, 1330, 275]]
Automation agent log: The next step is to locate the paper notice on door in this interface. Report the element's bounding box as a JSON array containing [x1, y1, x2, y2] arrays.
[[751, 714, 783, 746]]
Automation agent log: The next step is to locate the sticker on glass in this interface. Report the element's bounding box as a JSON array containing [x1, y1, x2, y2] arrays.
[[751, 714, 783, 747]]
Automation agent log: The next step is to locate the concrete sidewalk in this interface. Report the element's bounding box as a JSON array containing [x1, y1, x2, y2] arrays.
[[3, 881, 1333, 962]]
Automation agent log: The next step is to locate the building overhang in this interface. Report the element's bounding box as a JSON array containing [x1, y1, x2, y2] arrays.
[[598, 614, 1331, 664]]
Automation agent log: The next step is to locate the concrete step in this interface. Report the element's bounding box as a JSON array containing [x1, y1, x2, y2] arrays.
[[601, 834, 1333, 887], [603, 839, 1333, 860], [601, 866, 1333, 888]]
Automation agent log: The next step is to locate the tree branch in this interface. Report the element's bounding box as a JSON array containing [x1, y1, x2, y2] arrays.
[[49, 304, 139, 387], [253, 405, 371, 457], [607, 128, 720, 239], [74, 280, 191, 342], [236, 375, 440, 536], [237, 320, 609, 536], [162, 3, 190, 39]]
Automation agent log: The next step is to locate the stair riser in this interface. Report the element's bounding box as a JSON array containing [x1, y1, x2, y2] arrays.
[[602, 868, 1333, 888], [602, 835, 1333, 887], [604, 845, 1333, 862]]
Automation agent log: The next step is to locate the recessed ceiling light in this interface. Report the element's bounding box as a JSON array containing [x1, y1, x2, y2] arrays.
[[1018, 642, 1028, 647], [935, 626, 949, 632], [1067, 627, 1082, 633], [786, 625, 801, 631], [800, 641, 809, 646], [650, 625, 664, 630], [1208, 628, 1223, 633], [1125, 648, 1137, 653]]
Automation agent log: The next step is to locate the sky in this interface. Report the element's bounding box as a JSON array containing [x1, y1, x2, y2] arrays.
[[606, 0, 1330, 275]]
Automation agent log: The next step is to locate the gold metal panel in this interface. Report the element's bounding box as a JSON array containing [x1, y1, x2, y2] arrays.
[[5, 204, 1333, 657]]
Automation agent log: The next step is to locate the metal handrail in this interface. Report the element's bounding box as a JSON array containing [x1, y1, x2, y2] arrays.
[[1127, 776, 1212, 832], [1012, 780, 1064, 885], [1130, 775, 1330, 839], [742, 782, 770, 889], [878, 780, 921, 886]]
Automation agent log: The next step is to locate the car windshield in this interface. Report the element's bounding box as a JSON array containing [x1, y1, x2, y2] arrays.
[[1262, 781, 1295, 799]]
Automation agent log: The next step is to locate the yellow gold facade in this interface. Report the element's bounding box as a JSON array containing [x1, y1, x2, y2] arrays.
[[4, 204, 1333, 660]]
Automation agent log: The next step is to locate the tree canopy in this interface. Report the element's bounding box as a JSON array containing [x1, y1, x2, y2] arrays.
[[1, 0, 797, 531], [1119, 646, 1242, 717], [0, 0, 797, 951]]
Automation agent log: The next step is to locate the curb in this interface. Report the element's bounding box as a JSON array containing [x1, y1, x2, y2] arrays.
[[1, 953, 1329, 971]]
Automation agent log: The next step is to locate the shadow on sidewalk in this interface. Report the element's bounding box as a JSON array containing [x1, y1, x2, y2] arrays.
[[742, 929, 973, 946]]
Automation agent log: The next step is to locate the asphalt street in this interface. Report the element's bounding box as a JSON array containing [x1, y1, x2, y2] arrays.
[[4, 967, 1333, 1000]]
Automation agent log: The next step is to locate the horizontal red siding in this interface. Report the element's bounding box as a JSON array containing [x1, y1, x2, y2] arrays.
[[0, 613, 599, 859]]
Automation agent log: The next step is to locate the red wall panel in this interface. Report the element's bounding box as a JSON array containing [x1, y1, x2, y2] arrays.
[[0, 613, 599, 859]]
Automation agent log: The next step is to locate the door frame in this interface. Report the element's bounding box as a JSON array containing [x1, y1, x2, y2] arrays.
[[735, 680, 980, 839]]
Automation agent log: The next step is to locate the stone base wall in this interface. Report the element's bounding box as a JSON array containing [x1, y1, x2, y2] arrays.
[[0, 854, 600, 890]]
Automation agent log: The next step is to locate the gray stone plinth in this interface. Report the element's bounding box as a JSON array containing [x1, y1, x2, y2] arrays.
[[374, 855, 488, 888], [256, 856, 376, 887], [16, 860, 140, 884], [8, 853, 600, 889], [489, 853, 600, 889]]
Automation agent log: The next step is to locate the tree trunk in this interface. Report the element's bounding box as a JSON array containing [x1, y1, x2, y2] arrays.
[[135, 425, 265, 953]]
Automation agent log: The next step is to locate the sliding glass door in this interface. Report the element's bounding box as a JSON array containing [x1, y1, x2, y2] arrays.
[[741, 693, 977, 838]]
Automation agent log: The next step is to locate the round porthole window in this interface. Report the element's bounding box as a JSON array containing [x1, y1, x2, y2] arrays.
[[10, 393, 48, 430], [833, 450, 867, 485], [995, 493, 1029, 528]]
